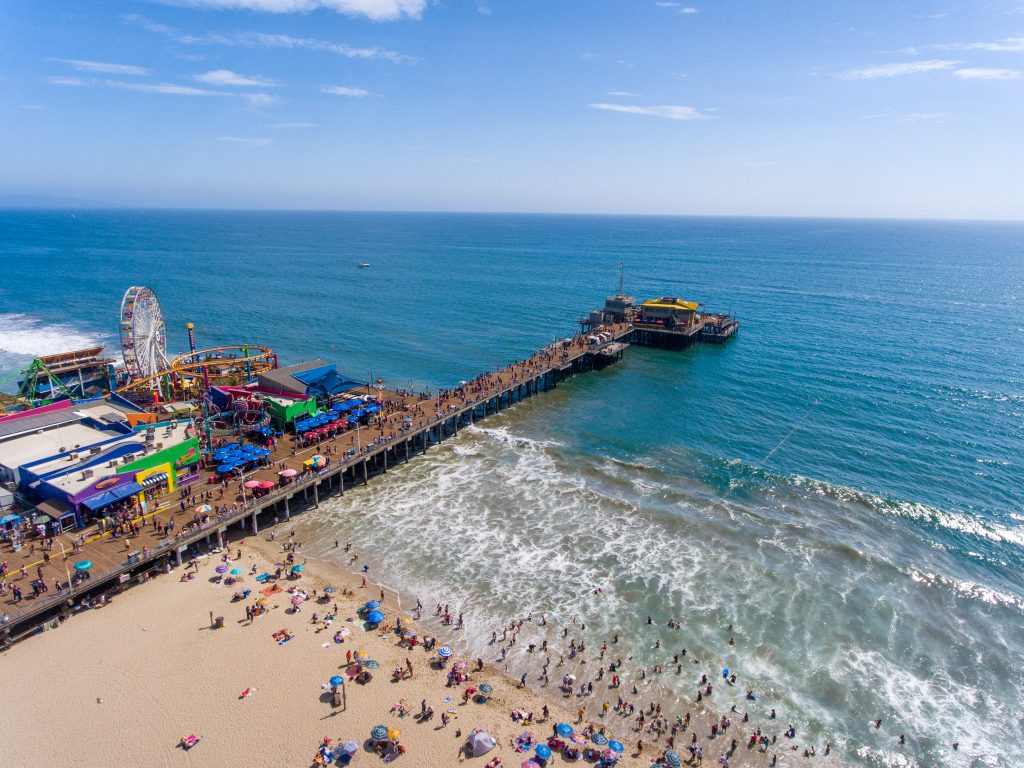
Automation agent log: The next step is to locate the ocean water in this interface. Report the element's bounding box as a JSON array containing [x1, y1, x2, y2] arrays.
[[1, 211, 1022, 766]]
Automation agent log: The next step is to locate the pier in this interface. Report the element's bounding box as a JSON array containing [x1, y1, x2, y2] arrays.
[[1, 324, 632, 644]]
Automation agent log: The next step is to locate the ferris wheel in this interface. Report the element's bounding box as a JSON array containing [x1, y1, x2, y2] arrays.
[[119, 286, 170, 381]]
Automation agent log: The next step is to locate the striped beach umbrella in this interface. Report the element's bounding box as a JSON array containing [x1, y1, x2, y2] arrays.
[[438, 646, 453, 658]]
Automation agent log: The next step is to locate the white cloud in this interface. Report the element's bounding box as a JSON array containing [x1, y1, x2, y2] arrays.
[[589, 103, 706, 120], [606, 89, 639, 97], [166, 0, 426, 21], [48, 76, 85, 86], [953, 67, 1022, 80], [125, 16, 413, 63], [270, 121, 317, 128], [838, 59, 958, 80], [655, 2, 699, 12], [219, 136, 272, 145], [475, 0, 491, 14], [194, 69, 279, 87], [106, 81, 227, 96], [50, 58, 150, 76], [921, 36, 1024, 53], [894, 111, 954, 123], [322, 85, 370, 97]]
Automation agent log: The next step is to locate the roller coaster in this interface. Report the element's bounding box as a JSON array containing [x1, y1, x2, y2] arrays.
[[115, 344, 278, 400]]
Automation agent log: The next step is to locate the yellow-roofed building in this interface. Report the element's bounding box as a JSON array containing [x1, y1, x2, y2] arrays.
[[634, 297, 702, 332]]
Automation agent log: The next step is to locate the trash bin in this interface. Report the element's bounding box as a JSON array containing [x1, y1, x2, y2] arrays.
[[213, 616, 225, 629]]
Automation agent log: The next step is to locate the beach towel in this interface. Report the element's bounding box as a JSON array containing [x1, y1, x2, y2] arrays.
[[255, 572, 270, 583], [260, 584, 282, 596]]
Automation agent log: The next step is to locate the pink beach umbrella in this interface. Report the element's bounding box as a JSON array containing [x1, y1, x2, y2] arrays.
[[258, 480, 275, 489], [244, 480, 261, 488], [291, 595, 304, 606], [279, 468, 298, 477]]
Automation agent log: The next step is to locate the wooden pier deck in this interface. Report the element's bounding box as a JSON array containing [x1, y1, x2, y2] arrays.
[[1, 324, 631, 643]]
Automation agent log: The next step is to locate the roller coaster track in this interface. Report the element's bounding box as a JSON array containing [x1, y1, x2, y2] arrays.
[[114, 344, 276, 394]]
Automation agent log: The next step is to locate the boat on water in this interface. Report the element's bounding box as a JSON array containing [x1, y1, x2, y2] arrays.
[[357, 262, 370, 268]]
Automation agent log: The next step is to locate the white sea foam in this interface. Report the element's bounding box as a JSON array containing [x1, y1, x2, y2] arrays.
[[0, 313, 104, 358], [291, 421, 1024, 768]]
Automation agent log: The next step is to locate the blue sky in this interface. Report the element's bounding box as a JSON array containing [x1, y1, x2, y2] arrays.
[[2, 1, 1024, 218]]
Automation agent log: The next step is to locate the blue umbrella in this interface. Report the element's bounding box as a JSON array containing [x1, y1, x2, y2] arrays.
[[555, 723, 573, 737], [371, 725, 388, 741], [229, 568, 242, 575], [479, 683, 493, 694], [366, 610, 385, 624], [296, 425, 308, 432], [608, 740, 624, 753], [290, 564, 305, 573], [438, 646, 453, 658], [592, 733, 609, 745], [535, 744, 552, 760], [216, 464, 235, 473], [73, 560, 93, 571], [665, 750, 682, 767], [329, 675, 344, 687], [364, 600, 381, 610]]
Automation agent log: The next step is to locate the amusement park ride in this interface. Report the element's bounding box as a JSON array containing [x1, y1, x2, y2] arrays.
[[0, 287, 278, 432]]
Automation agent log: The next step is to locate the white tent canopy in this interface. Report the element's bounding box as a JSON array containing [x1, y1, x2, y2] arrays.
[[467, 729, 496, 757]]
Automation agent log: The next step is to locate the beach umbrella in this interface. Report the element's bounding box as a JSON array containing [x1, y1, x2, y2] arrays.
[[258, 480, 275, 489], [387, 728, 400, 740], [216, 464, 235, 473], [592, 733, 609, 745], [479, 683, 493, 694], [341, 741, 359, 756], [438, 646, 453, 658], [279, 468, 297, 477], [196, 504, 212, 513], [522, 761, 540, 768], [535, 744, 552, 760], [356, 650, 368, 659], [229, 568, 242, 575], [366, 610, 385, 624], [665, 749, 683, 767], [291, 595, 304, 606], [291, 564, 305, 573], [364, 600, 381, 610], [453, 659, 468, 672], [329, 675, 344, 687], [608, 740, 624, 753], [244, 480, 260, 488], [73, 560, 93, 572], [555, 723, 573, 738], [370, 725, 388, 741], [324, 586, 337, 594], [403, 417, 413, 423], [601, 748, 618, 761], [364, 659, 380, 669], [215, 564, 228, 573]]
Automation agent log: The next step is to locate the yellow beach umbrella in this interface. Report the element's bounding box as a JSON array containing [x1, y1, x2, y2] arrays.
[[387, 728, 400, 740], [357, 650, 368, 659]]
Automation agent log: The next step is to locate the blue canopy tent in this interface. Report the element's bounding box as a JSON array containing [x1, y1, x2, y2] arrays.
[[292, 364, 365, 398], [81, 481, 144, 511]]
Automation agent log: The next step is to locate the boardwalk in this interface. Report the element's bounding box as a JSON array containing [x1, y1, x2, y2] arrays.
[[1, 325, 631, 640]]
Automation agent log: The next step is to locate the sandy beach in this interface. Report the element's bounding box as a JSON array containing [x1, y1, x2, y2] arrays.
[[1, 526, 823, 768]]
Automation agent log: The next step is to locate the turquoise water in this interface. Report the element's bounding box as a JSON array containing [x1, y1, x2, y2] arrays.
[[1, 211, 1022, 766]]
